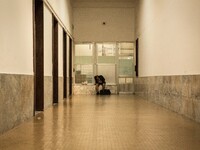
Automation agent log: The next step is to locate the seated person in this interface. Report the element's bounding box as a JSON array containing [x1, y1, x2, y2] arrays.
[[94, 75, 106, 95]]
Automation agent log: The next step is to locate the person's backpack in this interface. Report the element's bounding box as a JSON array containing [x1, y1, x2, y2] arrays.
[[100, 89, 111, 95]]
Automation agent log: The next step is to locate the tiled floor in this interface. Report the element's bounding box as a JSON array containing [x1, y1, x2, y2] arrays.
[[1, 95, 200, 150]]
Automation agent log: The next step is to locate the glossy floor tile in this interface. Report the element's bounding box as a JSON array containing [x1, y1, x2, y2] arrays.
[[1, 95, 200, 150]]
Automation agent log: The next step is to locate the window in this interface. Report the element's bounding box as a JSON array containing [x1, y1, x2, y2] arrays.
[[96, 43, 116, 84], [97, 43, 116, 63], [97, 64, 116, 84], [74, 44, 94, 84], [118, 56, 134, 76], [74, 42, 135, 88], [118, 42, 135, 93], [118, 42, 135, 76]]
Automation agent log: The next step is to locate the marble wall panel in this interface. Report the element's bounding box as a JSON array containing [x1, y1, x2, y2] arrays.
[[182, 98, 195, 120], [0, 74, 34, 134], [74, 85, 96, 95], [44, 76, 53, 108], [134, 75, 200, 123], [67, 77, 70, 96], [73, 85, 117, 95], [193, 100, 200, 122], [59, 77, 64, 101]]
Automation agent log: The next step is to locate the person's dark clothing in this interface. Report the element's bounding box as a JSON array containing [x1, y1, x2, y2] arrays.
[[94, 75, 106, 85]]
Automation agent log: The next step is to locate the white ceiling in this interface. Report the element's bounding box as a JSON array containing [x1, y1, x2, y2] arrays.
[[72, 0, 136, 7], [73, 0, 136, 1]]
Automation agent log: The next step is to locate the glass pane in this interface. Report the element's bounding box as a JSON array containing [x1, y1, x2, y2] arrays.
[[126, 78, 133, 83], [75, 44, 93, 56], [118, 77, 134, 93], [97, 64, 116, 84], [98, 56, 115, 63], [75, 44, 93, 64], [119, 42, 134, 55], [118, 77, 133, 84], [97, 43, 116, 63], [118, 56, 134, 76], [119, 78, 125, 84], [75, 65, 93, 84], [75, 56, 93, 64]]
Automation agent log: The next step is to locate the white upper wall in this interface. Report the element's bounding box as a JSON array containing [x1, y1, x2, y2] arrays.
[[0, 0, 33, 75], [73, 1, 135, 42], [44, 5, 53, 76], [46, 0, 73, 35], [136, 0, 200, 76], [43, 0, 73, 77], [58, 25, 64, 77], [44, 0, 73, 77], [0, 0, 73, 75]]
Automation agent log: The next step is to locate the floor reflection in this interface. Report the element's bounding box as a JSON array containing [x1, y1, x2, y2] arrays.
[[1, 95, 200, 150]]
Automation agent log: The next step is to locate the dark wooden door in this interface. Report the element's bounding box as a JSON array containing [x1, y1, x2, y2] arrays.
[[53, 17, 58, 103], [135, 38, 139, 77], [34, 0, 44, 112], [63, 31, 67, 98], [69, 37, 73, 96]]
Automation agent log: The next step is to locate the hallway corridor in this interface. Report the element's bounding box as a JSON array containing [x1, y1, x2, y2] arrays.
[[1, 95, 200, 150]]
